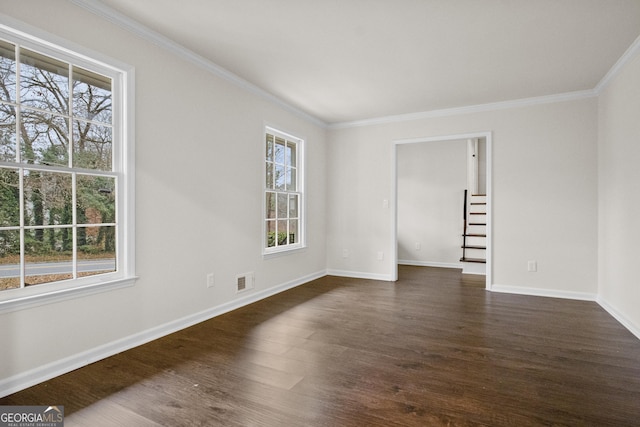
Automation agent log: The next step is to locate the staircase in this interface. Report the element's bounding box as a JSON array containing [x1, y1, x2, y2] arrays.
[[461, 192, 486, 275]]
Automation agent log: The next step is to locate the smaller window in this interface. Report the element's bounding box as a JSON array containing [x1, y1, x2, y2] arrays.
[[264, 127, 304, 254]]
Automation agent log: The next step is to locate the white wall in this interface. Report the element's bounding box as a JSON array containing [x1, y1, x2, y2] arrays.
[[0, 1, 326, 393], [397, 140, 466, 267], [477, 138, 487, 194], [327, 97, 599, 296], [597, 45, 640, 337]]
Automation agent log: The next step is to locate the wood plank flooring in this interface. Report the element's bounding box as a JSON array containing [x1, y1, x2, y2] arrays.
[[2, 265, 640, 426]]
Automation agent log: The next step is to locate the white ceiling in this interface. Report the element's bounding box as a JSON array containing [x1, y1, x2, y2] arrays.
[[85, 0, 640, 125]]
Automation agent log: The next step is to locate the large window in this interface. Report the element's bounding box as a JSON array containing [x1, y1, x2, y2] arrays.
[[0, 26, 134, 308], [264, 127, 304, 254]]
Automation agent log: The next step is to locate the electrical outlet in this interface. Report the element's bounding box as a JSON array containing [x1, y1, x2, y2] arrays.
[[527, 261, 537, 272], [415, 243, 421, 250], [377, 251, 384, 261], [206, 273, 215, 288], [342, 249, 349, 258]]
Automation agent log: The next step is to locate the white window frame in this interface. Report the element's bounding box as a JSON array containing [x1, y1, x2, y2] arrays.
[[0, 21, 136, 313], [263, 126, 305, 256]]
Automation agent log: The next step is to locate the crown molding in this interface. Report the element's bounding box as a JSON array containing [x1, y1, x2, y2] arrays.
[[69, 0, 327, 128], [594, 33, 640, 94], [328, 89, 597, 130]]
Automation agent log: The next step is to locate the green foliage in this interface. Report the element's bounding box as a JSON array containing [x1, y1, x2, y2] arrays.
[[267, 231, 288, 247], [0, 168, 20, 258], [267, 231, 295, 247], [77, 175, 115, 253], [0, 231, 19, 258], [0, 169, 19, 227], [24, 230, 51, 254], [78, 244, 101, 255]]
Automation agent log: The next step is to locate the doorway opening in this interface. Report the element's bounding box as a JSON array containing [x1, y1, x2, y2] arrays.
[[391, 132, 492, 289]]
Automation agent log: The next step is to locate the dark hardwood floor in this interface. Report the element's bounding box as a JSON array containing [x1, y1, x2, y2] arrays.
[[2, 265, 640, 426]]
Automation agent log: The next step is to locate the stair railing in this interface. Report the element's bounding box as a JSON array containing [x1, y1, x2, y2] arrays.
[[462, 189, 468, 261]]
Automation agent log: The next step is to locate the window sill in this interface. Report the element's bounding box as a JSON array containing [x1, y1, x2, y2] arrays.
[[263, 244, 307, 259], [0, 276, 138, 314]]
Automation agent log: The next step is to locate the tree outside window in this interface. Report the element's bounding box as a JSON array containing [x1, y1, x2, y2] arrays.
[[0, 39, 118, 291]]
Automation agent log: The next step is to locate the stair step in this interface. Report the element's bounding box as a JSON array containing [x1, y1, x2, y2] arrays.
[[465, 193, 487, 265], [460, 257, 486, 263]]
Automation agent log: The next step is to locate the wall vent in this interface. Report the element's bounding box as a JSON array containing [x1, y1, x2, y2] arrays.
[[237, 276, 246, 291], [236, 273, 254, 293]]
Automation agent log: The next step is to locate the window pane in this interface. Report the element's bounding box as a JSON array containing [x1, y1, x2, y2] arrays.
[[0, 40, 17, 103], [78, 225, 116, 277], [0, 107, 17, 161], [276, 220, 288, 245], [24, 227, 73, 286], [73, 120, 112, 170], [275, 137, 285, 163], [289, 219, 298, 244], [73, 66, 112, 124], [287, 167, 296, 191], [21, 108, 69, 167], [275, 164, 285, 190], [277, 193, 288, 219], [23, 170, 72, 227], [288, 194, 298, 218], [20, 49, 69, 115], [265, 161, 274, 189], [266, 134, 274, 162], [265, 192, 275, 219], [286, 142, 296, 167], [0, 229, 20, 291], [0, 276, 19, 291], [0, 169, 20, 227], [266, 220, 276, 247], [77, 175, 115, 225]]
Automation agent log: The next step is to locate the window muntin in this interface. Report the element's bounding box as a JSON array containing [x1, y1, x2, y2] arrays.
[[264, 128, 303, 253], [0, 33, 126, 296]]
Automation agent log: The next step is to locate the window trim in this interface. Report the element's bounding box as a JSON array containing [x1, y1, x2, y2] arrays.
[[263, 125, 305, 256], [0, 20, 136, 313]]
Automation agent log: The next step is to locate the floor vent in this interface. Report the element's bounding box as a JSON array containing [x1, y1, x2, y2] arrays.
[[236, 273, 254, 293]]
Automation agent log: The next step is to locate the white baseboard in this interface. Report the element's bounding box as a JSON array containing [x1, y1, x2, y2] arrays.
[[490, 284, 597, 301], [398, 260, 462, 269], [325, 269, 394, 281], [492, 285, 640, 340], [597, 297, 640, 341], [0, 270, 327, 398]]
